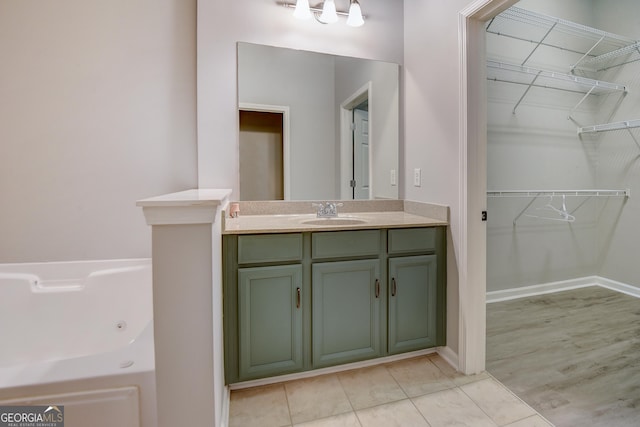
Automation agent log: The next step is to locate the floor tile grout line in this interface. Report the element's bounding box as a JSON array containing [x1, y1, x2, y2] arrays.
[[457, 377, 543, 427], [285, 374, 354, 425], [334, 365, 410, 412], [483, 372, 556, 426], [406, 395, 434, 427], [335, 371, 358, 414], [457, 379, 511, 427], [382, 362, 409, 400], [290, 410, 360, 427], [281, 382, 295, 427]]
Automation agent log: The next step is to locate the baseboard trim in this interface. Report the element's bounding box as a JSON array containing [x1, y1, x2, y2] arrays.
[[436, 346, 459, 372], [598, 277, 640, 299], [228, 348, 438, 390], [487, 276, 640, 303], [219, 386, 230, 427]]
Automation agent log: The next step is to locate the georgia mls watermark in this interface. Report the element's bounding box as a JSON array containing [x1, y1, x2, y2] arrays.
[[0, 406, 64, 427]]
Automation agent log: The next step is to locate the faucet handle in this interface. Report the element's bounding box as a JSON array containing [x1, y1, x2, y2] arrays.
[[312, 202, 326, 216]]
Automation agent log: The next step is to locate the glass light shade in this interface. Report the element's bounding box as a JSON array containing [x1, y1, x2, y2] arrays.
[[319, 0, 338, 23], [346, 1, 364, 27], [293, 0, 312, 20]]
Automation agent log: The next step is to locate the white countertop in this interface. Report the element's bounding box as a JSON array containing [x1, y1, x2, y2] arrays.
[[223, 211, 447, 234]]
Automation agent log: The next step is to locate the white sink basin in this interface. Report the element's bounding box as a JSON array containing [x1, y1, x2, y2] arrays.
[[302, 218, 367, 226]]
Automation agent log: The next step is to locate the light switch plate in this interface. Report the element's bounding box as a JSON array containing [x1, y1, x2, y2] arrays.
[[390, 169, 397, 186], [413, 168, 421, 187]]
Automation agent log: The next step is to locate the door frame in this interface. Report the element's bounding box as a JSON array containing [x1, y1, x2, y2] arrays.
[[458, 0, 517, 374], [339, 82, 373, 200], [239, 102, 291, 200]]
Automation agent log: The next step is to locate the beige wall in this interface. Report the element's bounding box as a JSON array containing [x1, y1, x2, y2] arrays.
[[0, 0, 198, 262]]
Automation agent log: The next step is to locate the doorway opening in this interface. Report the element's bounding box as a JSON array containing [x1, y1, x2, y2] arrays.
[[340, 82, 372, 200], [238, 103, 290, 200]]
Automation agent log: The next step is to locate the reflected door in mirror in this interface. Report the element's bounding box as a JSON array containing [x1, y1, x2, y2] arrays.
[[353, 107, 370, 199]]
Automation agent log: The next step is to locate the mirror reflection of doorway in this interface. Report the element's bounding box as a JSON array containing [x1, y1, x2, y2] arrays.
[[341, 81, 372, 200], [352, 101, 370, 200], [239, 110, 284, 200]]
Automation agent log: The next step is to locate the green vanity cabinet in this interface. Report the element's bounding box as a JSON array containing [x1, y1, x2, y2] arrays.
[[238, 264, 303, 380], [223, 226, 446, 384], [388, 255, 438, 354], [312, 259, 381, 368], [223, 233, 306, 383]]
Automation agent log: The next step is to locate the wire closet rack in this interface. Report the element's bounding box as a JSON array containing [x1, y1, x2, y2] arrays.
[[487, 5, 640, 140], [487, 189, 630, 226]]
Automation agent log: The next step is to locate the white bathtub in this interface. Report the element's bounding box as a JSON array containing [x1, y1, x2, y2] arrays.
[[0, 259, 157, 427]]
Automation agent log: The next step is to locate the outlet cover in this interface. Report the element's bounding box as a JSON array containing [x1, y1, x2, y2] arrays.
[[390, 169, 396, 186], [413, 168, 421, 187]]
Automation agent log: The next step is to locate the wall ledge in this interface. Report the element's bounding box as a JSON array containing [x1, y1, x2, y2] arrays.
[[137, 189, 231, 225]]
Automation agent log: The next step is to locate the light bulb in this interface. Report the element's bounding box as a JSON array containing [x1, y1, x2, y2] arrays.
[[293, 0, 312, 20], [319, 0, 338, 24], [347, 0, 364, 27]]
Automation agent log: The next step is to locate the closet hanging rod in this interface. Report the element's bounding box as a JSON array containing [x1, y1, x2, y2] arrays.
[[487, 61, 627, 93], [487, 189, 630, 198], [578, 119, 640, 135]]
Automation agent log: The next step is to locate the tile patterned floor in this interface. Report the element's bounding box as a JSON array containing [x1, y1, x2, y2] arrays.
[[228, 354, 553, 427]]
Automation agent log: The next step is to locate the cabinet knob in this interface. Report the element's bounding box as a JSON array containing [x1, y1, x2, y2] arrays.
[[391, 277, 397, 297]]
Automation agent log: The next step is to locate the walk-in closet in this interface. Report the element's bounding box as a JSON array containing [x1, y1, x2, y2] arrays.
[[484, 1, 640, 425]]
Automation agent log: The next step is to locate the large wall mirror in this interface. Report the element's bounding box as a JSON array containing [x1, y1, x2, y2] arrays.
[[237, 42, 400, 201]]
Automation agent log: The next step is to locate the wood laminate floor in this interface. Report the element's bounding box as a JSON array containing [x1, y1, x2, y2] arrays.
[[487, 286, 640, 427]]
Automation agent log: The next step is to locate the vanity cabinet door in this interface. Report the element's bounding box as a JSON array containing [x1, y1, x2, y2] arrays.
[[388, 255, 438, 354], [238, 264, 303, 380], [312, 259, 381, 368]]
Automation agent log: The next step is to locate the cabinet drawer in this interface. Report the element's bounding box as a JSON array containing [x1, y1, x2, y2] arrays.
[[388, 228, 436, 254], [238, 234, 302, 264], [312, 230, 380, 259]]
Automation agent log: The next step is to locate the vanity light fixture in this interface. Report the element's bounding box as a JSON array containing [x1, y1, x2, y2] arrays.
[[293, 0, 312, 19], [346, 0, 364, 27], [286, 0, 365, 27], [319, 0, 338, 23]]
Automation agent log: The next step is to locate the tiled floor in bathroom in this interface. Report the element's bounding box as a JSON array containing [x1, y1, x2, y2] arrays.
[[228, 354, 553, 427]]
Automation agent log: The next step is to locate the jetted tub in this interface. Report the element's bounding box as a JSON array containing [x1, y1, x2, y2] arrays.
[[0, 259, 156, 427]]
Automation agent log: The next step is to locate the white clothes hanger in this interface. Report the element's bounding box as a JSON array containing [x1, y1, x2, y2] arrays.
[[524, 194, 576, 222]]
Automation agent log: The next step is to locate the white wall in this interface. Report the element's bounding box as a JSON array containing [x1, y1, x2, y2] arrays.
[[486, 0, 603, 291], [404, 0, 481, 357], [592, 0, 640, 287], [0, 0, 198, 263], [485, 0, 640, 291]]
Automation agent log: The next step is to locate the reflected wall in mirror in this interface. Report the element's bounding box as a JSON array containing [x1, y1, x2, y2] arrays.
[[237, 42, 399, 201]]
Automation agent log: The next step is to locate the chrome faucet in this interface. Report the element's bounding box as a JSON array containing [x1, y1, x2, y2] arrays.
[[312, 202, 343, 218]]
